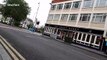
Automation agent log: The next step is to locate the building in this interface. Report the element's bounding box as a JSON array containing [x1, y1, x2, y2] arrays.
[[44, 0, 107, 50], [20, 18, 34, 29]]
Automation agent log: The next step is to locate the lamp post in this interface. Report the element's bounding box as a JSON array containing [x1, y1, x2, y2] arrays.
[[34, 2, 40, 28]]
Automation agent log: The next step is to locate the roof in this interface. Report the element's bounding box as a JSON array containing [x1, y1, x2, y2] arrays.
[[52, 0, 70, 3]]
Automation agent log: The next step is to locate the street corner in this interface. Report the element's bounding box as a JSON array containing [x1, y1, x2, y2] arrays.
[[0, 35, 26, 60]]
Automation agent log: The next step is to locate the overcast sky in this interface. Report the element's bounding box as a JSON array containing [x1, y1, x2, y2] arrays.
[[0, 0, 52, 26]]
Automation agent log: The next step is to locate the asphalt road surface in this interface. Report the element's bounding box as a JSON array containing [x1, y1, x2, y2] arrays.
[[0, 23, 107, 60]]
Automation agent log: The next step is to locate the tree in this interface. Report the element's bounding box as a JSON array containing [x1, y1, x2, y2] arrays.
[[1, 0, 30, 26]]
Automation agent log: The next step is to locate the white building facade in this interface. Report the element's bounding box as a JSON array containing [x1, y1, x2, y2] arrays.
[[44, 0, 107, 50]]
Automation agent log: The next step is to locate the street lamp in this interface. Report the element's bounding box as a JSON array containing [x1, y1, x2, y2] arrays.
[[34, 2, 40, 28]]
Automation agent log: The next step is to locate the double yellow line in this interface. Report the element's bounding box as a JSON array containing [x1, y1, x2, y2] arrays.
[[0, 35, 26, 60]]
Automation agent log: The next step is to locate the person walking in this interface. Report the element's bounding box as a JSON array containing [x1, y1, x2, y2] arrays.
[[105, 38, 107, 54], [103, 37, 107, 54]]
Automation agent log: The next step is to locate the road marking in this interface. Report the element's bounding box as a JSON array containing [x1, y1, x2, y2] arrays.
[[0, 35, 26, 60]]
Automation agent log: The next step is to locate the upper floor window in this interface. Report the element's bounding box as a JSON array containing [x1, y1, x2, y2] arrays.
[[80, 14, 91, 21], [69, 14, 78, 21], [57, 4, 63, 10], [61, 14, 68, 21], [83, 0, 94, 8], [51, 5, 56, 10], [47, 14, 54, 20], [95, 0, 107, 7], [54, 14, 60, 20], [92, 13, 106, 23], [72, 1, 81, 8], [64, 2, 72, 9]]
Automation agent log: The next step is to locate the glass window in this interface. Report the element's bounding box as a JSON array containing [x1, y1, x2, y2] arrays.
[[74, 32, 78, 39], [92, 13, 106, 23], [91, 35, 95, 43], [83, 0, 94, 8], [82, 34, 86, 41], [47, 14, 54, 20], [69, 14, 78, 21], [86, 35, 90, 42], [78, 33, 82, 40], [64, 2, 72, 9], [72, 1, 81, 8], [95, 0, 107, 7], [57, 4, 63, 10], [51, 5, 56, 10], [95, 36, 101, 45], [54, 14, 60, 20], [61, 14, 68, 21], [80, 14, 91, 21]]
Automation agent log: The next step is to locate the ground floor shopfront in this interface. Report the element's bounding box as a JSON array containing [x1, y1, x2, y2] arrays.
[[43, 24, 105, 50]]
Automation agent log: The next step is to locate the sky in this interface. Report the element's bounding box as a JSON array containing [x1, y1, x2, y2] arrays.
[[0, 0, 52, 26]]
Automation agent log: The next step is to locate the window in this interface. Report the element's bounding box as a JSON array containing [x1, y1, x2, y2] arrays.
[[64, 2, 72, 9], [74, 32, 78, 39], [86, 35, 90, 42], [91, 35, 95, 43], [69, 14, 78, 21], [92, 13, 106, 23], [95, 36, 101, 45], [78, 33, 82, 40], [95, 0, 107, 7], [72, 1, 81, 8], [61, 14, 68, 21], [80, 14, 91, 21], [47, 14, 54, 20], [51, 5, 56, 10], [82, 34, 86, 41], [57, 4, 63, 10], [53, 14, 60, 20], [83, 0, 94, 8]]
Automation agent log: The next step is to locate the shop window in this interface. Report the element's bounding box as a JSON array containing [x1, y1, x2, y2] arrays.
[[91, 35, 95, 43], [82, 34, 86, 41], [74, 32, 78, 39], [78, 33, 82, 40], [95, 36, 101, 45], [86, 35, 90, 42]]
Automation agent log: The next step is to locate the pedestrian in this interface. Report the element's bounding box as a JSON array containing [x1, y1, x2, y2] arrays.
[[105, 38, 107, 54], [103, 37, 107, 54]]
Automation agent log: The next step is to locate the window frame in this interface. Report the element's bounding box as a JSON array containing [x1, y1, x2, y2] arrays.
[[69, 14, 78, 21], [83, 0, 94, 8], [57, 4, 63, 10], [64, 2, 72, 9], [80, 14, 91, 22], [72, 1, 81, 9], [61, 14, 69, 21], [92, 13, 106, 23]]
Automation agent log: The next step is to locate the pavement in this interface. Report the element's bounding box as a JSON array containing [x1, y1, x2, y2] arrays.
[[0, 23, 107, 60], [43, 35, 107, 57], [0, 43, 12, 60]]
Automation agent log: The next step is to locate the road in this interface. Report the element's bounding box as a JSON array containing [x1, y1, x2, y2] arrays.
[[0, 23, 107, 60]]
